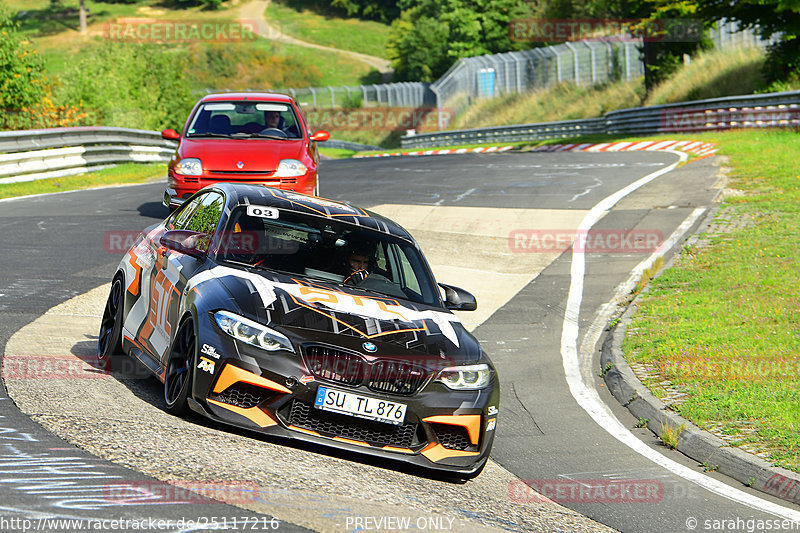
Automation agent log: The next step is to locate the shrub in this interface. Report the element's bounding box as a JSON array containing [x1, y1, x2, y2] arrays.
[[0, 6, 48, 125], [55, 42, 194, 130]]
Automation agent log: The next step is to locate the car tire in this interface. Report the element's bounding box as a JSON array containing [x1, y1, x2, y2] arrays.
[[164, 318, 196, 416], [97, 277, 124, 372]]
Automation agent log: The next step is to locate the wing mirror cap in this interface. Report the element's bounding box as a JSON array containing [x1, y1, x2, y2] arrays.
[[160, 230, 209, 259], [439, 283, 477, 311]]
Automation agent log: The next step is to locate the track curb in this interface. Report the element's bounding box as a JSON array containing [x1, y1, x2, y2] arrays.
[[601, 298, 800, 508]]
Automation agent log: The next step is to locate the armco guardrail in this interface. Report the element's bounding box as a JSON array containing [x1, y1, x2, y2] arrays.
[[0, 126, 177, 184], [323, 139, 381, 152], [401, 90, 800, 149], [401, 118, 605, 149]]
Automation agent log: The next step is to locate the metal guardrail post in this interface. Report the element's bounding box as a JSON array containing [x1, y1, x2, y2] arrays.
[[565, 42, 580, 85], [554, 48, 563, 83], [328, 86, 336, 108]]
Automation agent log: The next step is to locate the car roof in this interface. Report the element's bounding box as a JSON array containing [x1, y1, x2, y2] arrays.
[[214, 184, 415, 242], [200, 92, 296, 104]]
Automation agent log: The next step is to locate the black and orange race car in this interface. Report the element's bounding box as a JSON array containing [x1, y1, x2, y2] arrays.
[[98, 184, 498, 477]]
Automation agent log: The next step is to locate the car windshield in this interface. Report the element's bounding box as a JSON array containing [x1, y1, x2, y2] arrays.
[[217, 206, 441, 306], [185, 101, 303, 139]]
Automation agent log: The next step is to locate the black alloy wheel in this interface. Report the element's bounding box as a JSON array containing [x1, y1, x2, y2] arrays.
[[164, 318, 196, 416], [98, 278, 124, 363]]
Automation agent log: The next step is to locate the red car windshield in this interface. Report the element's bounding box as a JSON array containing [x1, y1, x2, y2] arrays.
[[186, 101, 303, 140]]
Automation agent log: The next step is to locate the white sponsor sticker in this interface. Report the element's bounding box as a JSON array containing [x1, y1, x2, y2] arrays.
[[197, 357, 216, 374], [247, 205, 279, 219], [201, 344, 220, 359]]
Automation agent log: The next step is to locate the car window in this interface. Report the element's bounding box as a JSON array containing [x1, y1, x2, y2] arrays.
[[186, 102, 302, 139], [169, 195, 204, 230], [218, 207, 440, 306], [183, 192, 225, 238]]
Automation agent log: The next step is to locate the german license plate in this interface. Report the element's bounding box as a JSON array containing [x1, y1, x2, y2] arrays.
[[314, 386, 407, 425]]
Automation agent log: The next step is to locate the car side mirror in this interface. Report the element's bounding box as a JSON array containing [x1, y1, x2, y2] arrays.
[[439, 283, 477, 311], [160, 230, 209, 259], [310, 130, 330, 142], [161, 129, 180, 140]]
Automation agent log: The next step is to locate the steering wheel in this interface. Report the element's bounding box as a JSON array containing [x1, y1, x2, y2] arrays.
[[260, 128, 287, 137], [344, 269, 369, 285]]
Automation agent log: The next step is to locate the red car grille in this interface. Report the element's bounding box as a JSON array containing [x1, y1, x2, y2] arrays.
[[209, 170, 275, 175]]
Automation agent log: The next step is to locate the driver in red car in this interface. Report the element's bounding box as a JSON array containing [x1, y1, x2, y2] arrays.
[[262, 110, 301, 137], [265, 110, 282, 129]]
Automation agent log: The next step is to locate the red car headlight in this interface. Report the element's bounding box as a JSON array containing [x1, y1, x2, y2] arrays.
[[275, 159, 307, 177], [175, 158, 203, 176]]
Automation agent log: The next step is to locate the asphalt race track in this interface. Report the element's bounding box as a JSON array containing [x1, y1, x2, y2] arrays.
[[1, 151, 799, 532]]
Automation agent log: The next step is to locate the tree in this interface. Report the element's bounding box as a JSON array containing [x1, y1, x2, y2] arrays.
[[0, 6, 48, 116], [386, 5, 450, 82], [56, 43, 194, 130], [694, 0, 800, 85], [387, 0, 529, 81], [631, 0, 713, 92]]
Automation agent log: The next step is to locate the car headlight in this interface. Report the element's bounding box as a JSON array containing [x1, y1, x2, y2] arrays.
[[274, 159, 307, 177], [213, 310, 294, 353], [435, 363, 491, 390], [175, 158, 203, 176]]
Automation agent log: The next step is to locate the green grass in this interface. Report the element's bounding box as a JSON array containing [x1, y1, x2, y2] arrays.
[[660, 423, 685, 450], [448, 46, 791, 133], [265, 1, 389, 59], [13, 0, 376, 89], [319, 147, 357, 159], [12, 0, 143, 36], [623, 129, 800, 472], [645, 46, 769, 105], [450, 79, 644, 130], [248, 39, 375, 88], [0, 163, 164, 199]]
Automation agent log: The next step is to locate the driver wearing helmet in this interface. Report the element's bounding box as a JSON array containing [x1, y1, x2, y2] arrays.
[[343, 250, 370, 284], [337, 234, 376, 285]]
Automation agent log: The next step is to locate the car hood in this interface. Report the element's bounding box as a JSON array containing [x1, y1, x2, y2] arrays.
[[178, 138, 306, 171], [188, 264, 483, 363]]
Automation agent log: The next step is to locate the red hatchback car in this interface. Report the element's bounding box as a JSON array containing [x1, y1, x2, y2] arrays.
[[161, 92, 329, 209]]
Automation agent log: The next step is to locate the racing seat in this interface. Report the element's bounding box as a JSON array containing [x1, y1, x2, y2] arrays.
[[210, 114, 232, 135]]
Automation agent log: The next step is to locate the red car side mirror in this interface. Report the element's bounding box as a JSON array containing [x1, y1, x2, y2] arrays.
[[310, 130, 330, 142], [161, 129, 180, 140]]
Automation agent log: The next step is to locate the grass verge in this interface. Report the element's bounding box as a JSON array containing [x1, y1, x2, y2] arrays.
[[0, 163, 164, 200], [265, 1, 389, 59], [319, 147, 358, 159], [622, 128, 800, 472]]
